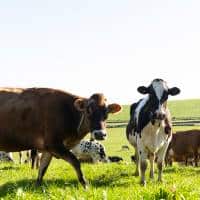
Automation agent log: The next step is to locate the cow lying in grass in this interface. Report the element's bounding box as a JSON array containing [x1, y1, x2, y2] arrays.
[[29, 140, 107, 166], [71, 140, 108, 163]]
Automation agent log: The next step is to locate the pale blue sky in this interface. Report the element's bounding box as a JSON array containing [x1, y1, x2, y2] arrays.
[[0, 0, 199, 104]]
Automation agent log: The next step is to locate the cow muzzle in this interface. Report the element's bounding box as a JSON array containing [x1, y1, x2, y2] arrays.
[[91, 129, 107, 140]]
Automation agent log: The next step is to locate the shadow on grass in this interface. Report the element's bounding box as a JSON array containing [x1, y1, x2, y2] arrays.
[[0, 166, 20, 171], [0, 170, 131, 197], [0, 178, 78, 198]]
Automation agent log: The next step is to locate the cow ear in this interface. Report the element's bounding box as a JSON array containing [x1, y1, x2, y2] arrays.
[[168, 87, 180, 96], [74, 99, 86, 111], [137, 86, 149, 94], [107, 103, 122, 114]]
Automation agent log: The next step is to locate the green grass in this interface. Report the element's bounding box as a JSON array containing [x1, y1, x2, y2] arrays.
[[109, 99, 200, 121], [0, 99, 200, 199]]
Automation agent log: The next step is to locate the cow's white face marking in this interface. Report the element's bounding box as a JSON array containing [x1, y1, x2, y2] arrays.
[[152, 80, 168, 117], [152, 80, 168, 101]]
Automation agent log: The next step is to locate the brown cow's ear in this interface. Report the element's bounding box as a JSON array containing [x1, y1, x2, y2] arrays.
[[107, 103, 122, 114], [74, 99, 86, 111]]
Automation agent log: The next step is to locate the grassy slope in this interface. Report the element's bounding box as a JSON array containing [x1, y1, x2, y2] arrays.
[[0, 99, 200, 199], [109, 99, 200, 121]]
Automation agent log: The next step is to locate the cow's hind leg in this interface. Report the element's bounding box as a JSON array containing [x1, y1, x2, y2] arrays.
[[134, 148, 140, 176], [36, 152, 52, 186], [31, 149, 38, 169], [51, 145, 87, 188]]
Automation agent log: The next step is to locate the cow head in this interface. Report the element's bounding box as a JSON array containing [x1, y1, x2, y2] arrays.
[[137, 79, 180, 121], [74, 93, 122, 140]]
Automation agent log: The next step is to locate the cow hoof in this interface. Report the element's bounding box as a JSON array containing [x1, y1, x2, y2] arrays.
[[83, 184, 89, 190], [158, 178, 163, 183], [80, 179, 89, 190], [134, 172, 139, 176], [150, 173, 154, 179], [140, 180, 146, 186], [35, 180, 42, 187], [150, 176, 154, 180]]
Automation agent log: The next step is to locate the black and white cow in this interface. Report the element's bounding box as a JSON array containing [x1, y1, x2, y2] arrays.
[[126, 79, 180, 185], [71, 140, 108, 163], [0, 151, 14, 162]]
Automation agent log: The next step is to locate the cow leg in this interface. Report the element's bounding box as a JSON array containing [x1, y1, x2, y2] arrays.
[[24, 150, 30, 163], [50, 145, 87, 188], [156, 144, 169, 182], [185, 156, 188, 166], [194, 153, 198, 167], [36, 153, 41, 169], [19, 151, 22, 164], [149, 153, 155, 179], [134, 148, 140, 176], [36, 152, 52, 186], [138, 148, 148, 186], [31, 149, 38, 169]]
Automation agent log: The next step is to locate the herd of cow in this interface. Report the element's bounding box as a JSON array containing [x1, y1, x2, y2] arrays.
[[0, 78, 198, 187]]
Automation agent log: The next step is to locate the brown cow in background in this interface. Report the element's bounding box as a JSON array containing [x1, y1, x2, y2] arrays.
[[0, 87, 121, 187], [166, 130, 200, 166]]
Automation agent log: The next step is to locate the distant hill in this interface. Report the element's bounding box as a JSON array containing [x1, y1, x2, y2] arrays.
[[108, 99, 200, 122]]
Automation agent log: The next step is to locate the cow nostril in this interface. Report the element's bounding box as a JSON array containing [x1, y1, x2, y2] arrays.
[[161, 113, 166, 119]]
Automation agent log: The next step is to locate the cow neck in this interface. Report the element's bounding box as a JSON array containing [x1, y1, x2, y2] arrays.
[[77, 111, 90, 135]]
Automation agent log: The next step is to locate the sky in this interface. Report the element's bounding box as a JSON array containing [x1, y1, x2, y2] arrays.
[[0, 0, 199, 104]]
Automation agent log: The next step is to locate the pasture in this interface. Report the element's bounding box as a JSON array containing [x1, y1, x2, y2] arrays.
[[0, 99, 200, 199]]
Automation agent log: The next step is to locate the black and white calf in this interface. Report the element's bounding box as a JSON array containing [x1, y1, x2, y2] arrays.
[[0, 151, 14, 162], [71, 140, 108, 163], [126, 79, 180, 185]]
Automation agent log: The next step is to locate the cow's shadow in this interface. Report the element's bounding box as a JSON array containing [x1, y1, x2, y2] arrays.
[[0, 171, 131, 197], [0, 166, 20, 171]]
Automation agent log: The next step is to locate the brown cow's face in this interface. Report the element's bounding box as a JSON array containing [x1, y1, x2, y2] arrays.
[[74, 94, 121, 140], [137, 79, 180, 121]]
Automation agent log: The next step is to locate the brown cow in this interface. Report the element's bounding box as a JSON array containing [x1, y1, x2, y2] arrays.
[[166, 130, 200, 167], [0, 87, 121, 188]]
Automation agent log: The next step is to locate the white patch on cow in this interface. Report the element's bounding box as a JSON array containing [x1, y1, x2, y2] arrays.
[[168, 148, 174, 157], [152, 80, 167, 101], [135, 95, 149, 126], [140, 121, 170, 153]]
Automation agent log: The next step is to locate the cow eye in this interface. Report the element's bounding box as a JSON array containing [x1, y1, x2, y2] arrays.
[[86, 107, 93, 116]]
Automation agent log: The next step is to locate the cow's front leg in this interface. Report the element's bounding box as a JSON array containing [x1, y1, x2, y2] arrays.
[[36, 152, 52, 186], [149, 153, 155, 179], [51, 144, 88, 189], [156, 143, 169, 182], [139, 149, 148, 186]]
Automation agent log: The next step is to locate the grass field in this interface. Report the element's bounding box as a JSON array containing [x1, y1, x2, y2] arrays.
[[0, 99, 200, 199], [108, 99, 200, 121]]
